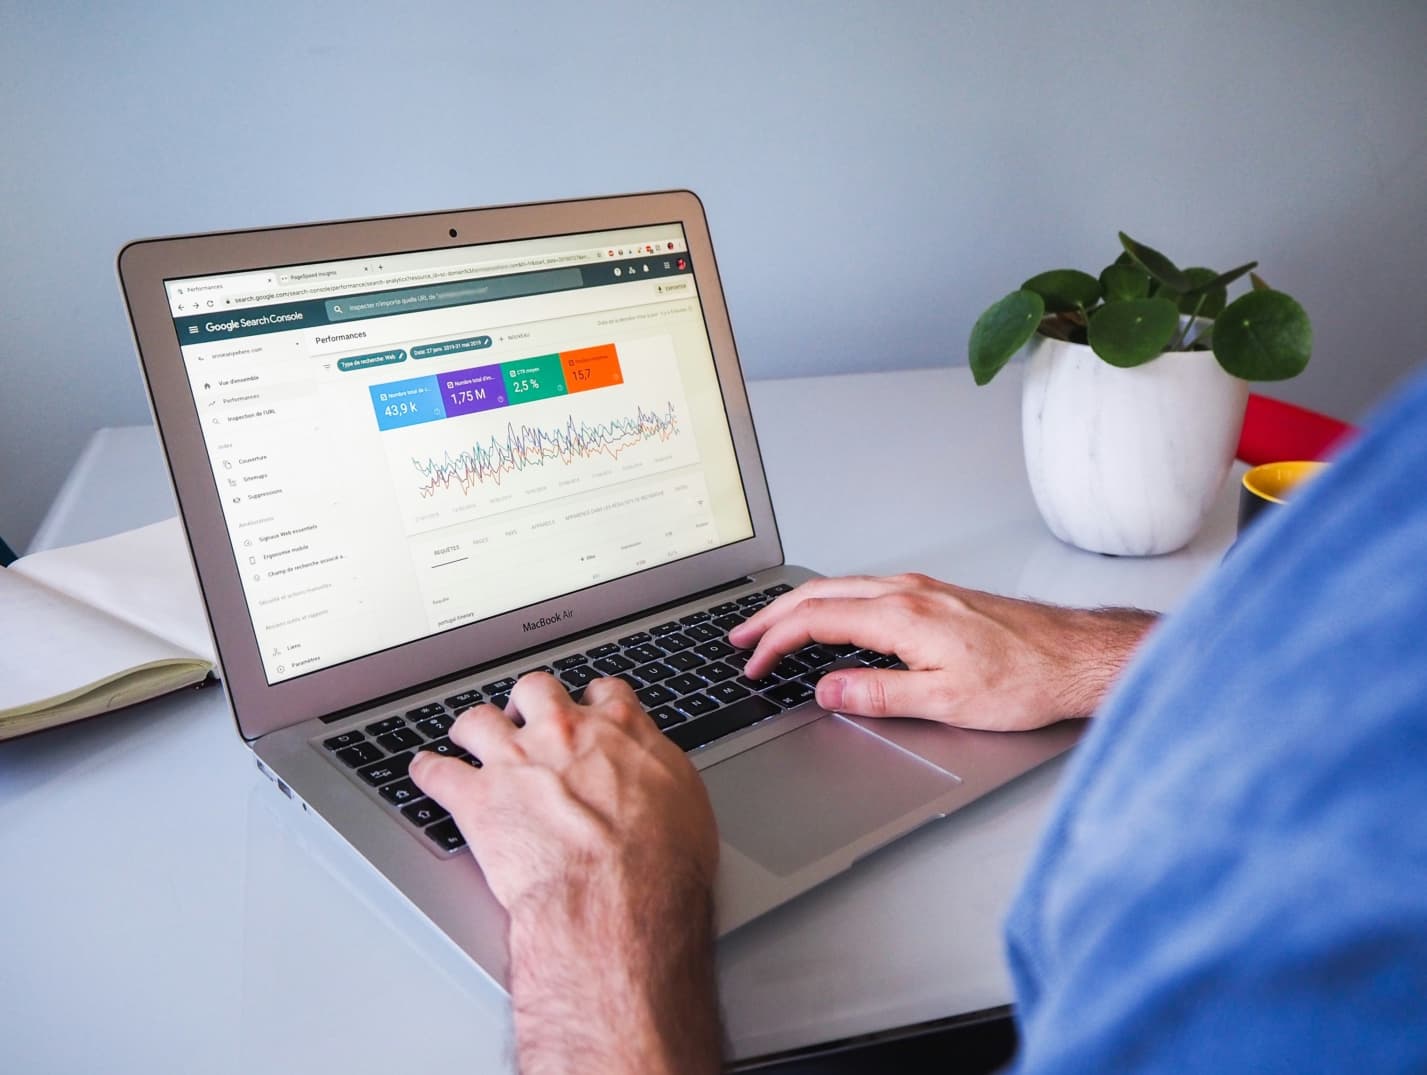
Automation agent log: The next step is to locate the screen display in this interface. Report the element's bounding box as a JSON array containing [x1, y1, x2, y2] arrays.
[[166, 225, 753, 684]]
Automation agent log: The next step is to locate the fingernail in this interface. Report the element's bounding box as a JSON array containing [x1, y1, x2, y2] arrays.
[[817, 675, 845, 710], [410, 751, 430, 776]]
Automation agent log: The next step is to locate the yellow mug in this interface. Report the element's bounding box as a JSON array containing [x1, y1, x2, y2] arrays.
[[1238, 461, 1328, 532]]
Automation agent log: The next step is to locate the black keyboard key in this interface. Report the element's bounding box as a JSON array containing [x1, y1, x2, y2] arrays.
[[651, 621, 683, 636], [323, 730, 366, 751], [335, 741, 382, 768], [445, 690, 483, 710], [380, 778, 422, 805], [695, 640, 735, 661], [401, 799, 451, 827], [672, 692, 720, 719], [624, 643, 665, 664], [770, 655, 812, 680], [764, 682, 816, 708], [683, 622, 723, 643], [560, 664, 599, 688], [665, 695, 781, 751], [634, 660, 677, 683], [665, 673, 710, 696], [567, 687, 586, 704], [554, 654, 588, 671], [649, 705, 685, 730], [707, 680, 752, 706], [637, 683, 677, 707], [415, 713, 455, 738], [737, 593, 767, 607], [489, 692, 510, 710], [589, 642, 620, 659], [868, 653, 902, 669], [358, 752, 414, 787], [710, 602, 739, 616], [763, 583, 794, 596], [376, 728, 423, 753], [407, 702, 446, 720], [698, 660, 739, 683], [800, 644, 842, 669], [617, 631, 651, 647], [854, 648, 884, 665], [366, 716, 406, 736], [653, 631, 695, 652], [425, 817, 467, 851], [419, 737, 467, 759], [481, 676, 517, 695], [592, 654, 634, 675], [713, 614, 745, 632], [679, 611, 711, 625], [519, 666, 553, 678], [664, 650, 704, 673]]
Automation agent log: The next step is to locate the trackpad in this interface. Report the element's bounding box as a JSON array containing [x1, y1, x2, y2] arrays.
[[702, 715, 960, 877]]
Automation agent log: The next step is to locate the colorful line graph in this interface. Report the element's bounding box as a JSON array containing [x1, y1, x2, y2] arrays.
[[411, 402, 682, 498]]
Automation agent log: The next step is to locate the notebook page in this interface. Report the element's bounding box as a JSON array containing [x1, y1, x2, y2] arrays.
[[9, 517, 214, 664], [0, 567, 203, 718]]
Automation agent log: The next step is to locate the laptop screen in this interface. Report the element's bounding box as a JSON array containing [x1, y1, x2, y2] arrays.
[[164, 224, 754, 685]]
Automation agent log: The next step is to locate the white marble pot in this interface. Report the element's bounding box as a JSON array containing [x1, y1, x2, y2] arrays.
[[1021, 335, 1248, 556]]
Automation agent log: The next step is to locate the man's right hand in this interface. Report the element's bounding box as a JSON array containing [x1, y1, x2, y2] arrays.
[[730, 573, 1156, 732]]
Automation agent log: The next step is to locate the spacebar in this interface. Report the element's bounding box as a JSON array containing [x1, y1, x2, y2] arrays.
[[665, 695, 782, 752]]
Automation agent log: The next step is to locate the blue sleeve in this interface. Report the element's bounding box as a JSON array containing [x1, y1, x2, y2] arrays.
[[1004, 365, 1427, 1074]]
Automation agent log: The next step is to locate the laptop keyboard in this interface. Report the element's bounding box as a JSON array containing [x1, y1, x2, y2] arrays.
[[316, 582, 904, 854]]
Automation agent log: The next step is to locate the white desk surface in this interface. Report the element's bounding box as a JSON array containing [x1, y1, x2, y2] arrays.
[[4, 368, 1237, 1072]]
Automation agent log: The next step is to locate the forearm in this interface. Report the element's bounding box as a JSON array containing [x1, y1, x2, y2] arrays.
[[1048, 606, 1159, 718], [507, 870, 722, 1075]]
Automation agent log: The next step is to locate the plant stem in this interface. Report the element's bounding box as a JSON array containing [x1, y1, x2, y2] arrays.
[[1171, 295, 1207, 351]]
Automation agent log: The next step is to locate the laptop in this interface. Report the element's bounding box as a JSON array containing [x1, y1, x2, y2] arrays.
[[118, 190, 1079, 988]]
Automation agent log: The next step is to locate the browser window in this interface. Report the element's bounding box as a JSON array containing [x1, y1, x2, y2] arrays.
[[167, 225, 753, 684]]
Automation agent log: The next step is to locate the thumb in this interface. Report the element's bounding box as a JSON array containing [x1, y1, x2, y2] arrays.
[[815, 668, 934, 720]]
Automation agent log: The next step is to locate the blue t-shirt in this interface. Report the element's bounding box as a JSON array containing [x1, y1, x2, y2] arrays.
[[1005, 368, 1427, 1074]]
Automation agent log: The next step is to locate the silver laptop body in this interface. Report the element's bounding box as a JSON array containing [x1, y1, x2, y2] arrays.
[[119, 191, 1079, 989]]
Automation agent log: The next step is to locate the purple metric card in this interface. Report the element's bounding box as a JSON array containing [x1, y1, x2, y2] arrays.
[[439, 364, 507, 417]]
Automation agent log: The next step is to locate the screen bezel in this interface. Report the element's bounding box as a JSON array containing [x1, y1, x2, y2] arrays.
[[118, 191, 782, 742]]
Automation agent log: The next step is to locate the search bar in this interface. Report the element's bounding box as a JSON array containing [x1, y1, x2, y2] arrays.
[[325, 269, 584, 322]]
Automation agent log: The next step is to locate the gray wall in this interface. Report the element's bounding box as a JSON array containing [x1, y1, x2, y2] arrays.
[[4, 1, 1425, 551]]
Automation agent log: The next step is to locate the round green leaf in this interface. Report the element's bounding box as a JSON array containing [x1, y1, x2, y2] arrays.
[[1212, 290, 1312, 381], [969, 289, 1045, 385], [1178, 267, 1227, 319], [1021, 269, 1102, 313], [1087, 297, 1181, 367], [1100, 264, 1152, 302]]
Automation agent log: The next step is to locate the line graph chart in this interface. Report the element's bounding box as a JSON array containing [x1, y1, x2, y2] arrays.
[[411, 402, 682, 498], [379, 336, 701, 534]]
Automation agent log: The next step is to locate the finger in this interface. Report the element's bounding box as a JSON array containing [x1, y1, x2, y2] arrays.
[[448, 702, 523, 763], [729, 576, 896, 648], [742, 596, 904, 679], [579, 675, 639, 707], [508, 671, 576, 726], [813, 667, 943, 721], [409, 750, 485, 812]]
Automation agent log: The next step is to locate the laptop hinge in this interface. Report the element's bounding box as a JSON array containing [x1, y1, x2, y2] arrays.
[[317, 576, 757, 724]]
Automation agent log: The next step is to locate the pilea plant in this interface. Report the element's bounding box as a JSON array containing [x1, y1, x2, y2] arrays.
[[968, 233, 1312, 385]]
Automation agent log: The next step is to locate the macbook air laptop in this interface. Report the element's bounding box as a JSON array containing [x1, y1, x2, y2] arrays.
[[118, 190, 1079, 988]]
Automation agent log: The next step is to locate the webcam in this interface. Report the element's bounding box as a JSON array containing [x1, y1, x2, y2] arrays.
[[448, 227, 458, 238]]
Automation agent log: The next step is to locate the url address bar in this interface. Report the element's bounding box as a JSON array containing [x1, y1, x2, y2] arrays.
[[229, 247, 611, 308]]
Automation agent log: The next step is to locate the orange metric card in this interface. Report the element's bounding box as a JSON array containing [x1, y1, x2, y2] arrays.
[[560, 344, 623, 393]]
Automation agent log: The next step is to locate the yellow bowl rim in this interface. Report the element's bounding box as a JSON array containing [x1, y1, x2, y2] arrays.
[[1242, 460, 1328, 505]]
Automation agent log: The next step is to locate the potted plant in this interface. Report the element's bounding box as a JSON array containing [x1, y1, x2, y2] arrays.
[[968, 233, 1312, 556]]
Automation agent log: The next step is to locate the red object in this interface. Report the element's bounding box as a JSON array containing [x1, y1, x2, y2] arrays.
[[1236, 393, 1357, 466]]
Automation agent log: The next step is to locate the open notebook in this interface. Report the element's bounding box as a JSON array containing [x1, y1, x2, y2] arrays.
[[0, 518, 216, 739]]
